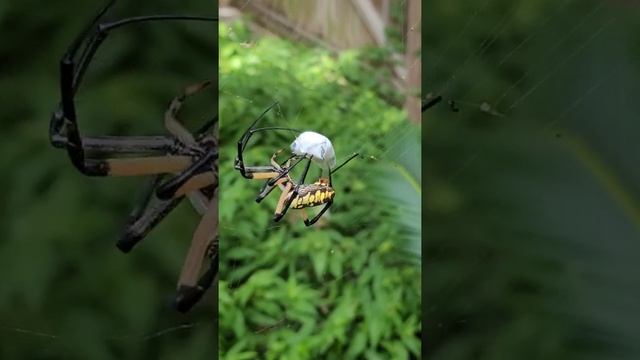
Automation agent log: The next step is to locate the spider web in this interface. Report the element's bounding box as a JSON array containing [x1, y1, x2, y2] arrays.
[[425, 0, 640, 358]]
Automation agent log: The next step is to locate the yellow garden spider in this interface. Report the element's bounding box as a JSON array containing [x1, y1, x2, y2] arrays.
[[234, 102, 359, 226], [48, 1, 217, 313]]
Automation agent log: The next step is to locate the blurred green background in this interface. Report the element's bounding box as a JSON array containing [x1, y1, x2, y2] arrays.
[[424, 0, 640, 359], [218, 17, 421, 360], [0, 1, 215, 359]]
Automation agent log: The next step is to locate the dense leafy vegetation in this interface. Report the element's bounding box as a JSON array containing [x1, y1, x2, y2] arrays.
[[218, 21, 421, 359]]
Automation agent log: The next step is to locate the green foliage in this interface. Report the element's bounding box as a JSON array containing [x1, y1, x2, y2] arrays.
[[371, 125, 421, 263], [219, 21, 421, 359]]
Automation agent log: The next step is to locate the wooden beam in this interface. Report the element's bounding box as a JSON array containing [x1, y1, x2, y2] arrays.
[[243, 1, 338, 52], [349, 0, 406, 90], [381, 0, 390, 25], [404, 0, 421, 124], [349, 0, 386, 46]]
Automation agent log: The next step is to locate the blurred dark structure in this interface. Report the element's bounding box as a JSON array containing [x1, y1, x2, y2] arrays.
[[424, 0, 640, 359]]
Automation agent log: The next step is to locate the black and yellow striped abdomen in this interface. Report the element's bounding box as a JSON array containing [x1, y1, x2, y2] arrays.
[[290, 182, 335, 209]]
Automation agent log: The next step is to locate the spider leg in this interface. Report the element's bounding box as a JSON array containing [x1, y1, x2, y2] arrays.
[[156, 148, 217, 199], [117, 191, 183, 253], [196, 115, 218, 135], [187, 190, 211, 216], [174, 172, 217, 199], [279, 153, 297, 167], [118, 184, 215, 254], [127, 174, 164, 222], [256, 177, 289, 203], [273, 182, 294, 219], [237, 126, 303, 173], [52, 1, 216, 175], [273, 156, 312, 222], [296, 156, 313, 185], [174, 191, 217, 312], [235, 102, 278, 177], [332, 152, 360, 174], [118, 146, 216, 251], [254, 154, 304, 202], [304, 163, 335, 226], [60, 135, 177, 154], [106, 156, 194, 176], [50, 3, 220, 312], [422, 95, 443, 112], [175, 248, 217, 313], [253, 151, 297, 201], [165, 80, 212, 146], [155, 79, 216, 199], [235, 101, 302, 178], [304, 202, 333, 226], [266, 155, 305, 186], [117, 161, 216, 252]]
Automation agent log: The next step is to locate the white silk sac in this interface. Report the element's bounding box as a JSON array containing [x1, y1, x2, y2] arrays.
[[290, 131, 337, 170]]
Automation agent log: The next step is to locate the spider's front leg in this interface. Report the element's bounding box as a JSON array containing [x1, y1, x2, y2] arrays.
[[164, 80, 212, 146], [273, 155, 313, 222], [50, 1, 216, 177], [234, 102, 303, 179], [155, 81, 217, 200], [254, 153, 304, 203]]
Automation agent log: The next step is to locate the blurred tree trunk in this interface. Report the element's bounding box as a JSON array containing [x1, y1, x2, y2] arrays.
[[404, 0, 421, 124]]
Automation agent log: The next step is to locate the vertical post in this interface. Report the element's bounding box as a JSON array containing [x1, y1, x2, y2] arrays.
[[404, 0, 421, 123], [381, 0, 390, 25]]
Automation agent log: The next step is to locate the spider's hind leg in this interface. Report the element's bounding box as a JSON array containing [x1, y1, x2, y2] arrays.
[[304, 201, 333, 226], [173, 192, 217, 313], [117, 175, 183, 253], [273, 156, 313, 222], [174, 242, 217, 313]]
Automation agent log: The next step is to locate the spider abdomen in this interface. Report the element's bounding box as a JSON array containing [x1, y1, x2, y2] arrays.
[[291, 184, 335, 209]]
